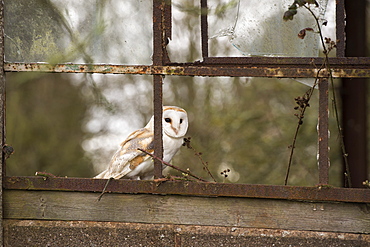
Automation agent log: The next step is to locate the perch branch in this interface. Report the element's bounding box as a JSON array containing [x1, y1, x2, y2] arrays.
[[138, 148, 208, 182]]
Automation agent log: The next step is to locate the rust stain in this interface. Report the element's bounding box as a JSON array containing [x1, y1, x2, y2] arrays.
[[3, 176, 370, 203], [4, 62, 370, 78]]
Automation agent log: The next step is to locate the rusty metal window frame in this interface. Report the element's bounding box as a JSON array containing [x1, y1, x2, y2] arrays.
[[1, 0, 370, 203]]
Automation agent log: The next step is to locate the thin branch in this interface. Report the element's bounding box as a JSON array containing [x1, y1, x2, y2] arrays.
[[35, 171, 57, 178], [326, 58, 352, 187], [303, 5, 327, 54], [285, 67, 323, 185], [305, 4, 352, 186], [96, 177, 114, 201], [285, 2, 351, 186], [138, 148, 209, 182], [196, 152, 216, 182], [183, 137, 217, 182]]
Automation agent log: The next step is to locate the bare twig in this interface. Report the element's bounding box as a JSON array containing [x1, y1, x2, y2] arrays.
[[35, 171, 57, 178], [325, 57, 352, 187], [97, 146, 209, 202], [183, 137, 217, 182], [96, 177, 114, 201], [284, 2, 351, 186], [305, 4, 351, 186], [285, 70, 322, 185], [138, 148, 208, 182], [303, 5, 327, 54]]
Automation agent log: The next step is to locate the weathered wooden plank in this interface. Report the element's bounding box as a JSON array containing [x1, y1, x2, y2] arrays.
[[4, 190, 370, 234]]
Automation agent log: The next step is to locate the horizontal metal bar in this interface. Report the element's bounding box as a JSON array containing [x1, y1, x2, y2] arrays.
[[202, 56, 370, 65], [4, 176, 370, 203], [5, 60, 370, 78]]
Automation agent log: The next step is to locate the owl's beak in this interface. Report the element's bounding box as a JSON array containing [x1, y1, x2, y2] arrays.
[[171, 124, 179, 135]]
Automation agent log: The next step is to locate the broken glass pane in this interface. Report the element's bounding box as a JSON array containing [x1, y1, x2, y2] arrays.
[[208, 0, 330, 57], [4, 0, 152, 64]]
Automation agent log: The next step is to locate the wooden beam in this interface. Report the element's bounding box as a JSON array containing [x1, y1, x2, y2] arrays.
[[3, 190, 370, 234]]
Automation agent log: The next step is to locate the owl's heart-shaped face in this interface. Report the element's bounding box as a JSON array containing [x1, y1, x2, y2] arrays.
[[162, 106, 188, 138]]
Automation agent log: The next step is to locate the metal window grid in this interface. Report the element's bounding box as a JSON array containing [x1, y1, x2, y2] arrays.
[[1, 0, 370, 203]]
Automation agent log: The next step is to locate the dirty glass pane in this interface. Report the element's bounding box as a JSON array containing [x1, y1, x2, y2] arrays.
[[6, 72, 154, 177], [4, 0, 152, 64], [208, 0, 333, 57], [168, 1, 203, 63], [6, 71, 342, 185]]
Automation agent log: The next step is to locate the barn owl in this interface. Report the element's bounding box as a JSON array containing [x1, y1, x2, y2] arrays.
[[94, 106, 188, 180]]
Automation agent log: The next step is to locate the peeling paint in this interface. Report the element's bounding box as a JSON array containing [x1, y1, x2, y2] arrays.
[[4, 60, 370, 78]]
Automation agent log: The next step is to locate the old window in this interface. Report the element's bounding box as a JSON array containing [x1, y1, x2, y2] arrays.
[[1, 0, 369, 204]]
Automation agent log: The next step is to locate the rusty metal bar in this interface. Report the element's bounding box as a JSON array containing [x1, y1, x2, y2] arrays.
[[153, 0, 167, 178], [0, 0, 4, 245], [336, 0, 345, 57], [153, 0, 165, 66], [5, 57, 370, 69], [153, 75, 163, 179], [164, 0, 172, 42], [318, 78, 329, 185], [200, 0, 208, 58], [4, 61, 370, 78], [201, 57, 370, 66], [3, 176, 370, 203]]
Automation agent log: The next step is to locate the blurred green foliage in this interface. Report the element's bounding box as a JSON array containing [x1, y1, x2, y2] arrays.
[[4, 0, 367, 187], [164, 76, 342, 186], [6, 73, 94, 177]]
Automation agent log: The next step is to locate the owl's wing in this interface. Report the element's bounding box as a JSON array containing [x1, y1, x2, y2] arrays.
[[94, 128, 154, 179]]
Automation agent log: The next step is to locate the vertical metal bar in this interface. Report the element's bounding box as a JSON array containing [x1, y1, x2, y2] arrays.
[[164, 0, 172, 41], [153, 75, 163, 179], [153, 0, 165, 65], [200, 0, 208, 58], [153, 0, 165, 178], [318, 78, 329, 185], [162, 0, 172, 64], [335, 0, 345, 57], [0, 0, 4, 244]]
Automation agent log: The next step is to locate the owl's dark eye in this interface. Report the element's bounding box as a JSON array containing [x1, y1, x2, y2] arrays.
[[165, 118, 171, 123], [180, 119, 183, 124]]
